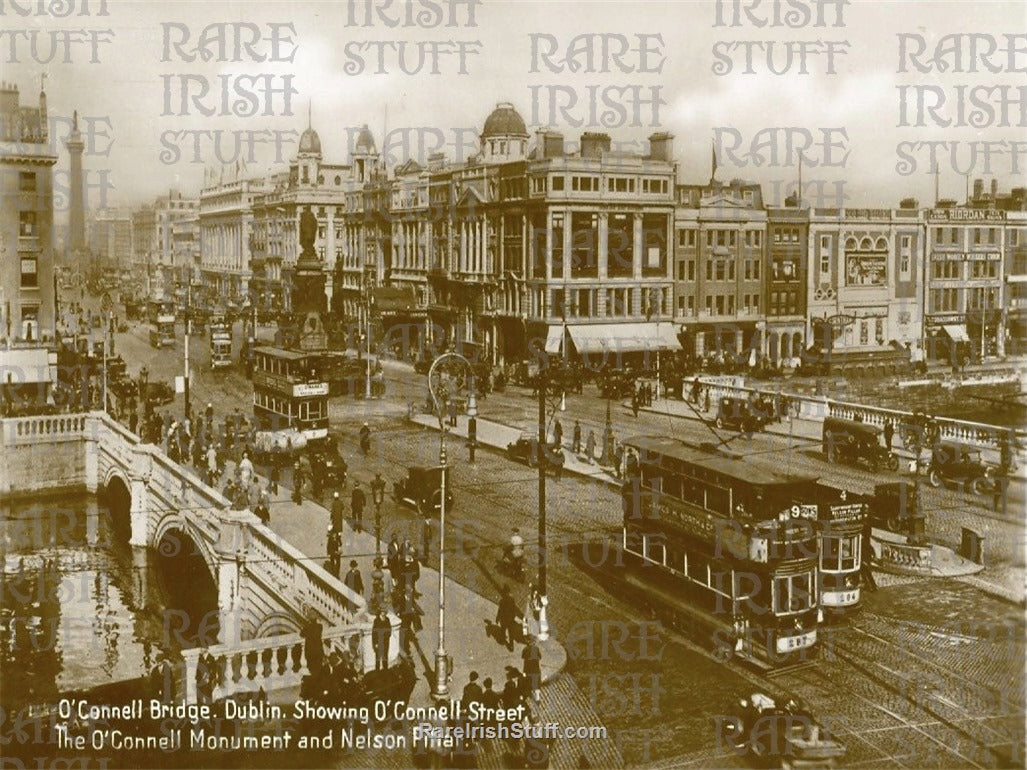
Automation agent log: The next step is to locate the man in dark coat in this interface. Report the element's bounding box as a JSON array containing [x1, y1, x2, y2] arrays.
[[331, 491, 345, 531], [496, 585, 522, 651], [883, 419, 895, 450], [372, 610, 391, 671], [344, 560, 364, 596], [351, 482, 366, 532], [522, 639, 543, 702]]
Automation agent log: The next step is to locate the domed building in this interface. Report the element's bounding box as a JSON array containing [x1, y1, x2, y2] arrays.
[[480, 102, 528, 163], [295, 122, 322, 186]]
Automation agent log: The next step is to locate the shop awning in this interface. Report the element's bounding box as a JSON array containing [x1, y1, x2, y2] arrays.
[[942, 324, 970, 343], [566, 322, 682, 354], [544, 326, 564, 354]]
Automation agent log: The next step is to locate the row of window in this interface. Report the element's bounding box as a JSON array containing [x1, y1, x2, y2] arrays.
[[933, 227, 1001, 245], [253, 392, 326, 422], [547, 287, 671, 318], [675, 230, 764, 249], [534, 175, 670, 194]]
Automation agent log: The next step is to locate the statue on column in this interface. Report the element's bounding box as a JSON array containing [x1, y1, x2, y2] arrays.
[[299, 206, 317, 261]]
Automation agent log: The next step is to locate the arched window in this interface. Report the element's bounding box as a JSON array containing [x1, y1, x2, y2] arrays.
[[860, 237, 873, 250], [845, 237, 857, 250], [875, 237, 887, 250]]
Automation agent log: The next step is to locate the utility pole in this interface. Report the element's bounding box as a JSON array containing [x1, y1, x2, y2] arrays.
[[536, 365, 549, 641], [184, 284, 191, 420]]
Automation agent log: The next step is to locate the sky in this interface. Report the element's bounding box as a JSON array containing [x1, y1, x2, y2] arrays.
[[6, 0, 1026, 222]]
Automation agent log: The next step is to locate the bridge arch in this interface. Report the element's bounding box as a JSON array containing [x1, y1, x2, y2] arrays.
[[102, 470, 132, 543], [152, 521, 221, 648]]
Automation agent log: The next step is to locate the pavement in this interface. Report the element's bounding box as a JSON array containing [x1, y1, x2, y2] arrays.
[[229, 460, 625, 768], [235, 459, 567, 707]]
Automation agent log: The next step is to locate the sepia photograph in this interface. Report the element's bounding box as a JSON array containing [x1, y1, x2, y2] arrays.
[[1, 0, 1024, 767]]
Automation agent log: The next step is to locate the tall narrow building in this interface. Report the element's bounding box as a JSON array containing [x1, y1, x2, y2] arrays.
[[0, 81, 58, 412], [66, 110, 86, 255]]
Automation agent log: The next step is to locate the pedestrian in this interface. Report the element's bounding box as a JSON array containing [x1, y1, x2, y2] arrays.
[[372, 610, 391, 671], [585, 429, 596, 464], [992, 471, 1009, 514], [861, 517, 878, 592], [269, 463, 280, 495], [480, 677, 500, 714], [351, 481, 366, 532], [553, 419, 563, 448], [238, 451, 254, 488], [572, 420, 582, 454], [387, 535, 401, 583], [462, 671, 484, 710], [326, 527, 341, 576], [496, 585, 522, 651], [883, 419, 894, 450], [448, 398, 458, 428], [522, 638, 542, 702], [632, 392, 640, 418], [395, 602, 413, 654], [331, 491, 345, 531], [401, 539, 420, 598], [292, 460, 304, 504], [502, 667, 524, 709], [344, 560, 364, 596], [129, 410, 138, 435]]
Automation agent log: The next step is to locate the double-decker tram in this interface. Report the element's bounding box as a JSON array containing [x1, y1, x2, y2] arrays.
[[612, 436, 824, 669], [807, 484, 867, 614], [252, 346, 329, 442], [147, 298, 177, 349]]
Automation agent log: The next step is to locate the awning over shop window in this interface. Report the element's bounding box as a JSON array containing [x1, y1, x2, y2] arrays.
[[544, 325, 564, 354], [942, 324, 970, 343], [566, 322, 682, 354]]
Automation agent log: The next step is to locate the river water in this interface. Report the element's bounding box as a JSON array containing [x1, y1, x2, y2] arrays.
[[0, 493, 180, 717]]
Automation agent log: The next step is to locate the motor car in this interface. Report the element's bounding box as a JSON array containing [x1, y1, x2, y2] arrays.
[[506, 434, 565, 476], [928, 441, 993, 495], [141, 381, 175, 408], [393, 465, 454, 515], [713, 396, 776, 433], [869, 481, 926, 539], [822, 416, 900, 473], [719, 692, 846, 768], [307, 447, 347, 489]]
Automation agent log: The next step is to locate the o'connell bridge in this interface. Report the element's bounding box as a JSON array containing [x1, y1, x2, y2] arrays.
[[0, 411, 398, 705]]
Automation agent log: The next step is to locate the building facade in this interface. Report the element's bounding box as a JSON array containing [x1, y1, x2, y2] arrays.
[[675, 180, 766, 360], [0, 81, 58, 408]]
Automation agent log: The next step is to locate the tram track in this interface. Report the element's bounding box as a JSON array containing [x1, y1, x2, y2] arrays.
[[777, 618, 1020, 769]]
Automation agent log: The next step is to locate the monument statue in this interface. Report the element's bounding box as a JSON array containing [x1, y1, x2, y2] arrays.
[[299, 206, 317, 260]]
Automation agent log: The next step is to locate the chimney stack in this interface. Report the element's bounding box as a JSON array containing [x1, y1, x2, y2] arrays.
[[648, 132, 674, 162], [580, 132, 611, 160], [973, 178, 984, 200], [991, 179, 999, 198]]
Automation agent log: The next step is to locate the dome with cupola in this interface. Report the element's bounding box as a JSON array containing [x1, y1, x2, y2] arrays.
[[482, 103, 528, 139], [299, 126, 321, 155]]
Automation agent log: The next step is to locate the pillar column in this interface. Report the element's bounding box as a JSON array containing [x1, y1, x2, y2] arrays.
[[130, 476, 149, 547]]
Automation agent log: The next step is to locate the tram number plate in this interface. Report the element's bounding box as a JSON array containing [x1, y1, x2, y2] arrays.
[[777, 630, 816, 654]]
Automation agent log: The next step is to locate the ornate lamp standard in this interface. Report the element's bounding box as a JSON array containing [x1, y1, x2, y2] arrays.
[[466, 375, 478, 462], [370, 474, 386, 559], [535, 362, 565, 642], [426, 352, 473, 701]]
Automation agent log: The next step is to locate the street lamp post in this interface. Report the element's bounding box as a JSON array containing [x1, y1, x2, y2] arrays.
[[535, 365, 563, 642], [466, 375, 478, 463], [371, 475, 386, 560], [365, 277, 373, 400], [600, 394, 614, 466], [426, 352, 473, 702]]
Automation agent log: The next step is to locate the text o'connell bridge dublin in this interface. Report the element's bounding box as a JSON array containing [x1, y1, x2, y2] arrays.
[[1, 1, 1025, 767]]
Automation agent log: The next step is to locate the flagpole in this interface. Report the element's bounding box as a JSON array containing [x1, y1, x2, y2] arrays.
[[797, 151, 803, 208]]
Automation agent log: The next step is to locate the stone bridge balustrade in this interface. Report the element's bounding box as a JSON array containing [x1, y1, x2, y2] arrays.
[[180, 615, 400, 705]]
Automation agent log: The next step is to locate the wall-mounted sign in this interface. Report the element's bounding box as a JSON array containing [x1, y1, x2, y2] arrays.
[[845, 253, 887, 286], [293, 382, 329, 398], [927, 209, 1005, 222]]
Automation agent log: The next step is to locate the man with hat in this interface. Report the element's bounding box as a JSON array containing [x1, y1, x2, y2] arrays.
[[331, 490, 345, 532], [344, 560, 364, 596], [351, 480, 366, 532]]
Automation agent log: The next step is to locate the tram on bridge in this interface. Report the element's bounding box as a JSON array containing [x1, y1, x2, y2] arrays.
[[252, 346, 329, 442]]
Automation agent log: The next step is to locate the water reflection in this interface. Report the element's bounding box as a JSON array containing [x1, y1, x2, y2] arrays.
[[0, 493, 197, 713]]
